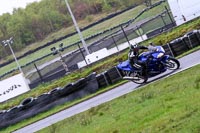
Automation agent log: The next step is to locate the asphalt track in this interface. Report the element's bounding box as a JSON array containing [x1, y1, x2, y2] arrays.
[[14, 50, 200, 133]]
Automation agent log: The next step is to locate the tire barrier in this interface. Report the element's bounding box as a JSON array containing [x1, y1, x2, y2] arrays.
[[0, 106, 22, 128], [35, 93, 52, 107], [106, 67, 123, 84], [96, 72, 111, 88], [72, 78, 87, 92], [3, 106, 22, 120], [161, 29, 200, 58], [162, 44, 174, 57], [0, 110, 6, 121], [48, 87, 63, 101], [57, 83, 74, 97], [28, 93, 54, 116], [0, 72, 100, 129], [20, 97, 36, 110], [182, 30, 200, 49], [81, 72, 99, 94], [168, 37, 190, 57]]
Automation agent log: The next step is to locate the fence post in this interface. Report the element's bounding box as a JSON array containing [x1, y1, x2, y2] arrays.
[[115, 66, 123, 78], [165, 6, 175, 26], [34, 63, 43, 82], [112, 36, 119, 52], [103, 72, 110, 86], [160, 13, 167, 31], [77, 43, 88, 65], [136, 25, 144, 40], [187, 36, 194, 49], [120, 25, 131, 46], [167, 43, 175, 57]]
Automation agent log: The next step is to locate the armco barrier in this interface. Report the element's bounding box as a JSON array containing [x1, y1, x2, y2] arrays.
[[169, 37, 189, 57]]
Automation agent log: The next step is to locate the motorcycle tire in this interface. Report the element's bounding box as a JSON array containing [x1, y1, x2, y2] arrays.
[[165, 57, 180, 70]]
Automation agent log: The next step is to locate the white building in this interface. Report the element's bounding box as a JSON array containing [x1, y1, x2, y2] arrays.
[[168, 0, 200, 25]]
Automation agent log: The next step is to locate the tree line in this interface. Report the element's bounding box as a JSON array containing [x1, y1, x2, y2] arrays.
[[0, 0, 151, 60]]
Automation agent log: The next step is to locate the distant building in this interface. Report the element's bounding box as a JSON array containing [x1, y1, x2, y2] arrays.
[[168, 0, 200, 25]]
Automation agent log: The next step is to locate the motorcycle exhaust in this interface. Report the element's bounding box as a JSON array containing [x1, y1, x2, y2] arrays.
[[123, 76, 134, 80]]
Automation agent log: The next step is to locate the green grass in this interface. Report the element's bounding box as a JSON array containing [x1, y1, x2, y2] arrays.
[[0, 0, 167, 76], [37, 64, 200, 133]]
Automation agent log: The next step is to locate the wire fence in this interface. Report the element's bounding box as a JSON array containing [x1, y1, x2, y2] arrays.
[[0, 0, 167, 80], [28, 5, 176, 88]]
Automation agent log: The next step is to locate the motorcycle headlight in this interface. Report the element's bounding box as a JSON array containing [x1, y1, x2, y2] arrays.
[[157, 53, 164, 58]]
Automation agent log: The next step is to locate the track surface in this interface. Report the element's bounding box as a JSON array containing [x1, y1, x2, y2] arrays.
[[14, 50, 200, 133]]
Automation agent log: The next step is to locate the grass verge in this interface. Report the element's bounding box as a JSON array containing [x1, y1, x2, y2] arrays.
[[37, 64, 200, 133]]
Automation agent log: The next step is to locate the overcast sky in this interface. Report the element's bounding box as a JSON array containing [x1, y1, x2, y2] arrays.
[[0, 0, 41, 15]]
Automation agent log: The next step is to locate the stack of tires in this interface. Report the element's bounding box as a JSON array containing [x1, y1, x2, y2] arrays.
[[182, 30, 200, 49], [162, 44, 175, 57], [163, 29, 200, 57], [96, 66, 123, 88], [0, 73, 101, 129], [168, 37, 189, 56]]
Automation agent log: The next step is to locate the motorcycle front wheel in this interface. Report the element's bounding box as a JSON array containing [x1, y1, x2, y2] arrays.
[[165, 57, 180, 70]]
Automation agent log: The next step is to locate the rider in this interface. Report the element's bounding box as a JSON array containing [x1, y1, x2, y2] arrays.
[[128, 42, 157, 77]]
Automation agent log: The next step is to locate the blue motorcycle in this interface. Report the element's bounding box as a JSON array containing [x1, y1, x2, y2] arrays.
[[117, 46, 180, 84]]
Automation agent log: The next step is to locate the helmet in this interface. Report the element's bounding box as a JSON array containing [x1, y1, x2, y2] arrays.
[[130, 43, 138, 49]]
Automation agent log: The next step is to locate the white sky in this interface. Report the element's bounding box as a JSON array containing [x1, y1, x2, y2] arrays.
[[0, 0, 41, 15]]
